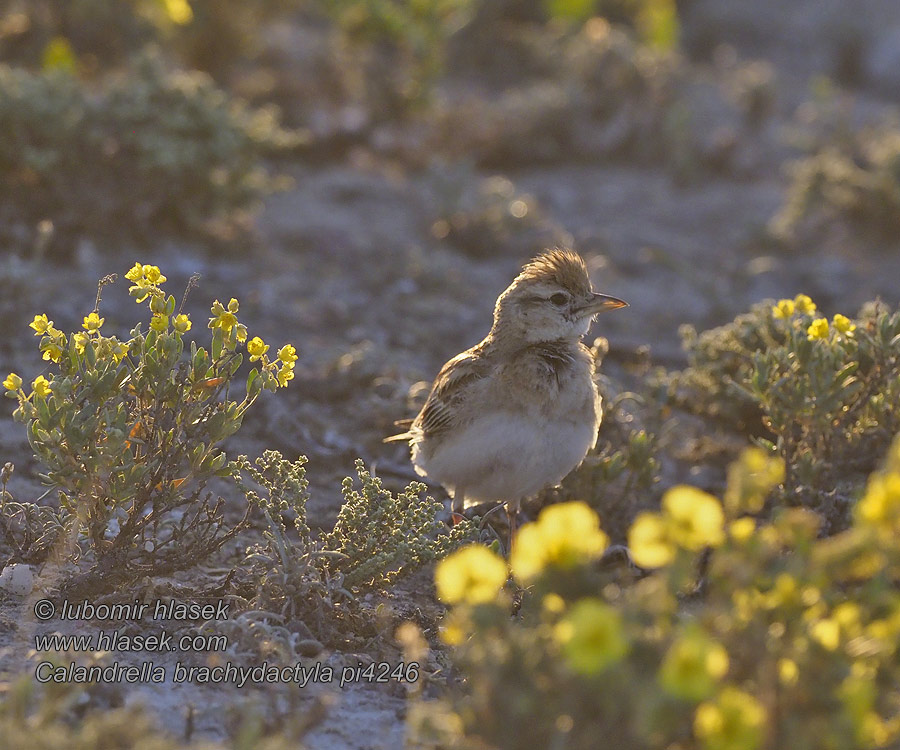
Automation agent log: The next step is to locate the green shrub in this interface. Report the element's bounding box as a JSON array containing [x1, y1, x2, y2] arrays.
[[0, 55, 298, 253], [771, 118, 900, 244], [314, 0, 475, 116], [412, 443, 900, 750], [233, 451, 479, 649], [2, 263, 297, 594], [666, 296, 900, 511], [0, 0, 294, 76]]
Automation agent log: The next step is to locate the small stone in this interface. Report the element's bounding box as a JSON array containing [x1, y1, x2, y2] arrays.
[[0, 564, 34, 596], [297, 638, 323, 657]]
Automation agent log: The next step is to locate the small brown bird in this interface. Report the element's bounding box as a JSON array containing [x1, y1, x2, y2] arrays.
[[387, 249, 627, 537]]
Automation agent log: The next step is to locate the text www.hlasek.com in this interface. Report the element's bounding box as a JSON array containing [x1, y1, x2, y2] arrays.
[[34, 629, 228, 653]]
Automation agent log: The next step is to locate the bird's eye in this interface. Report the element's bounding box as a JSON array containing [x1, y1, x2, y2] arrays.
[[549, 292, 568, 306]]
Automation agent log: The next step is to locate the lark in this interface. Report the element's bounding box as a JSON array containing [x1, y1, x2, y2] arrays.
[[387, 249, 627, 536]]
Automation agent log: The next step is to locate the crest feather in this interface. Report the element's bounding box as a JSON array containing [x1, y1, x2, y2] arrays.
[[517, 249, 592, 296]]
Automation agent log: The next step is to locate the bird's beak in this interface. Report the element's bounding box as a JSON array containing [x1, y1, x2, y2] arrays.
[[578, 293, 628, 316]]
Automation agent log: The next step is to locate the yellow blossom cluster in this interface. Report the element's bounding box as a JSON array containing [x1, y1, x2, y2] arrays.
[[628, 486, 724, 568], [771, 293, 857, 341], [510, 501, 608, 582], [125, 262, 167, 303]]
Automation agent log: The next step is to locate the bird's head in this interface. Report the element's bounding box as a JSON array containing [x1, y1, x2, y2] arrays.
[[492, 249, 627, 343]]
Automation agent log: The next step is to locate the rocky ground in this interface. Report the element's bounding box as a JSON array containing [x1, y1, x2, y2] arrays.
[[2, 1, 900, 747]]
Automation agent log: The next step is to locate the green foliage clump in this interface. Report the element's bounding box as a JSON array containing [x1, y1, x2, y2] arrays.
[[2, 264, 296, 593], [412, 444, 900, 750], [316, 0, 475, 116], [667, 296, 900, 507], [324, 459, 477, 587], [0, 55, 297, 253], [234, 451, 478, 648], [0, 0, 294, 76], [546, 0, 679, 49], [771, 126, 900, 244]]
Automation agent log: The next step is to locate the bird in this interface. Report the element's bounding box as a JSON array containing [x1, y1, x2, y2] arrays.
[[386, 249, 627, 540]]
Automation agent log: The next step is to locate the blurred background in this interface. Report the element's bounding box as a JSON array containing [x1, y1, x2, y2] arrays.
[[2, 0, 900, 518]]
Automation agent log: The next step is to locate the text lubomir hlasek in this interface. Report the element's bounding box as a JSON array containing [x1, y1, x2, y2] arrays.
[[55, 599, 230, 621]]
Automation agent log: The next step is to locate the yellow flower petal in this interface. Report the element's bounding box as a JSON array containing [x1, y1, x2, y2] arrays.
[[628, 513, 675, 568], [806, 318, 829, 340], [554, 598, 628, 675], [771, 299, 795, 319], [509, 502, 608, 583], [662, 486, 725, 550], [29, 314, 51, 335], [32, 375, 52, 398], [435, 545, 508, 605], [793, 294, 817, 315]]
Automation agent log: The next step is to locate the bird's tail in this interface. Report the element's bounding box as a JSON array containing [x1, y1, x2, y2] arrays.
[[383, 418, 414, 444]]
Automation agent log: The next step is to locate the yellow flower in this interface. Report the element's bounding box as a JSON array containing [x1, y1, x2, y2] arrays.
[[71, 332, 89, 354], [29, 314, 52, 335], [142, 265, 166, 284], [110, 341, 130, 362], [150, 314, 169, 332], [694, 687, 766, 750], [276, 366, 295, 388], [771, 299, 795, 319], [41, 343, 63, 362], [82, 311, 104, 333], [510, 502, 608, 583], [663, 486, 725, 550], [777, 658, 799, 686], [234, 323, 248, 343], [125, 262, 144, 282], [628, 513, 675, 568], [793, 294, 817, 315], [434, 545, 508, 605], [806, 318, 829, 340], [32, 375, 52, 398], [3, 373, 22, 391], [659, 627, 729, 701], [542, 593, 566, 615], [247, 336, 269, 361], [162, 0, 193, 24], [856, 471, 900, 532], [810, 618, 840, 651], [438, 608, 469, 646], [729, 517, 757, 543], [277, 344, 299, 367], [209, 300, 238, 332], [173, 314, 192, 333], [554, 598, 628, 675], [724, 448, 785, 515], [832, 313, 856, 335]]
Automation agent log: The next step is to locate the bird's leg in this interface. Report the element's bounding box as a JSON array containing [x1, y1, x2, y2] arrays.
[[450, 487, 466, 526], [505, 498, 519, 548]]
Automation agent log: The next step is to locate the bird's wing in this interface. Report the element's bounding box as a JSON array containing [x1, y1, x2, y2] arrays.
[[384, 350, 486, 443], [416, 351, 486, 437]]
